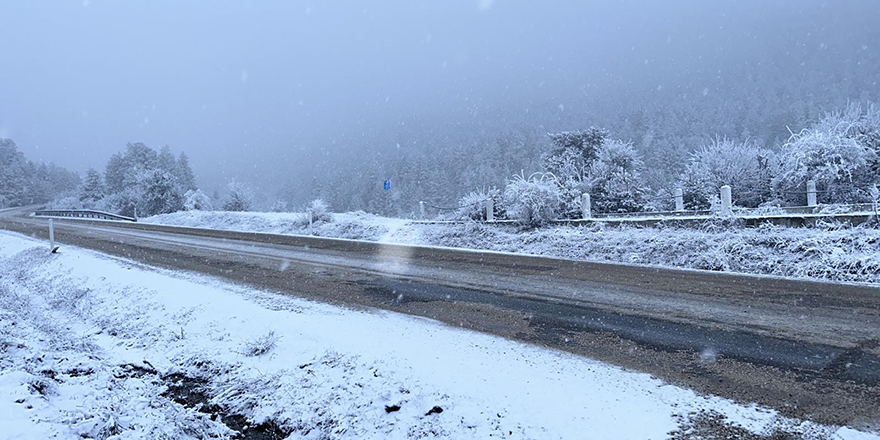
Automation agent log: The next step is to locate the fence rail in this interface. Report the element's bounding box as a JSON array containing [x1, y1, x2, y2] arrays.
[[33, 209, 137, 222]]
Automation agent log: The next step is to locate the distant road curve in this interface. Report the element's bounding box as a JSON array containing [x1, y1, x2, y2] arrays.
[[2, 206, 878, 428]]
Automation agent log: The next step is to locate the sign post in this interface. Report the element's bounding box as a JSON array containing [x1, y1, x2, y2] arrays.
[[48, 219, 57, 253]]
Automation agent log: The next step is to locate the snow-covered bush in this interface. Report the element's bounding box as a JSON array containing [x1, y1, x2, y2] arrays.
[[588, 139, 651, 213], [418, 220, 880, 284], [773, 103, 880, 204], [222, 179, 253, 212], [47, 195, 87, 210], [307, 198, 332, 222], [456, 187, 505, 220], [241, 331, 280, 357], [269, 199, 289, 213], [104, 187, 142, 217], [183, 189, 213, 211], [503, 173, 560, 226], [291, 199, 333, 226], [680, 137, 773, 209]]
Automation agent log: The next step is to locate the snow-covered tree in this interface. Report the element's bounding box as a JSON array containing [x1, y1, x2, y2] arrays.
[[79, 168, 105, 203], [0, 138, 79, 208], [99, 142, 201, 216], [222, 179, 253, 212], [543, 128, 608, 177], [175, 152, 197, 192], [588, 139, 650, 213], [680, 137, 773, 209], [503, 173, 560, 226], [183, 189, 212, 211], [140, 169, 183, 215], [542, 128, 609, 217], [773, 103, 880, 204]]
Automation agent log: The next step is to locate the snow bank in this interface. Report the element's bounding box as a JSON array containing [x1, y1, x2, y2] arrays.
[[145, 210, 406, 242], [145, 210, 880, 284], [417, 220, 880, 284], [1, 232, 868, 439]]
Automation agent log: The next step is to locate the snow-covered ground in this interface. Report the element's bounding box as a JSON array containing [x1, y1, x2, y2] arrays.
[[144, 210, 880, 284], [2, 231, 875, 439]]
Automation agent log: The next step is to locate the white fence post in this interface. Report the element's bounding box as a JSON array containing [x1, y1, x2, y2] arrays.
[[582, 193, 592, 219], [674, 188, 684, 212], [485, 198, 494, 222], [720, 185, 733, 216], [806, 180, 817, 207], [419, 201, 425, 220], [49, 219, 55, 251]]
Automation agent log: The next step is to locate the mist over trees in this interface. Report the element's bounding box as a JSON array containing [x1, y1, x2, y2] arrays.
[[276, 100, 880, 219], [0, 138, 80, 208], [3, 1, 879, 218]]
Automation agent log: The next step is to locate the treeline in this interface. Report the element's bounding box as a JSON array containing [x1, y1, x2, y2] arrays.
[[54, 142, 202, 218], [278, 101, 880, 219], [0, 138, 80, 208], [56, 142, 258, 218]]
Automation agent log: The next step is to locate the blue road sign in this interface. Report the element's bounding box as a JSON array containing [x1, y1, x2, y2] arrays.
[[383, 180, 391, 191]]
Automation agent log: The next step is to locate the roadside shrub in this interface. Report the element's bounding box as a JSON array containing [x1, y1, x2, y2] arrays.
[[503, 173, 560, 227], [308, 199, 332, 222], [292, 199, 332, 226], [456, 187, 505, 220], [241, 331, 280, 357], [680, 137, 773, 209], [222, 179, 253, 212], [183, 189, 213, 211]]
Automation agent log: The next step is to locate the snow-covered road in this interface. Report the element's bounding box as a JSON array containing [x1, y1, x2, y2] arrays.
[[2, 231, 875, 439]]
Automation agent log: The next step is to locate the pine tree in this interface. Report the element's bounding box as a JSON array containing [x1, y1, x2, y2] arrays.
[[175, 152, 197, 191], [140, 169, 183, 215], [79, 168, 105, 202]]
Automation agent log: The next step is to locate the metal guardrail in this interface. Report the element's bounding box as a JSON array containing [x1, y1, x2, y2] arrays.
[[591, 203, 877, 219], [34, 209, 137, 222]]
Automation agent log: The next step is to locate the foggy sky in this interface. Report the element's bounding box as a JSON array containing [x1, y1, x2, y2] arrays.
[[2, 0, 878, 192]]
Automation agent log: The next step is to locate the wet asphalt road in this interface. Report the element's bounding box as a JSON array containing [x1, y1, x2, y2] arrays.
[[1, 208, 879, 428]]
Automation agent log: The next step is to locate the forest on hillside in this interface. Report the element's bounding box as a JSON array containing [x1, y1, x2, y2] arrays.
[[281, 100, 880, 219], [0, 139, 80, 209]]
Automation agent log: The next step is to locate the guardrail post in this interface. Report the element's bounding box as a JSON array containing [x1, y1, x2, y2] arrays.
[[419, 201, 425, 220], [806, 180, 817, 207], [485, 198, 494, 222], [720, 185, 733, 216], [582, 193, 592, 219], [49, 219, 55, 251], [308, 210, 313, 234], [675, 188, 684, 212]]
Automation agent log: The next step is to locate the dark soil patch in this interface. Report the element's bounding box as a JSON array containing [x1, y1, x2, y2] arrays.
[[667, 410, 832, 440], [160, 372, 291, 440], [425, 406, 443, 416]]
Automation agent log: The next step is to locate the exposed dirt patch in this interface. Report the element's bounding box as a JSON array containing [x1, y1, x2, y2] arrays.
[[159, 371, 292, 440], [667, 410, 833, 440]]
